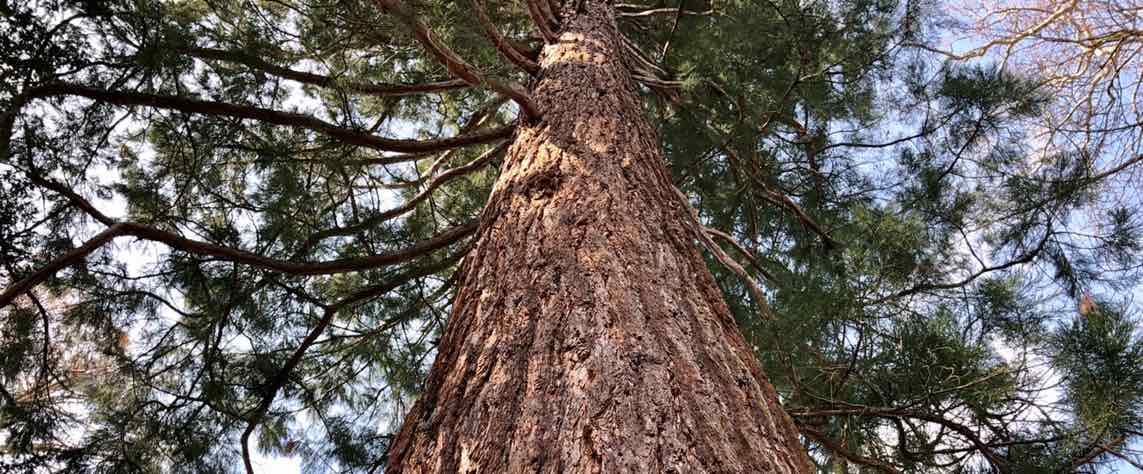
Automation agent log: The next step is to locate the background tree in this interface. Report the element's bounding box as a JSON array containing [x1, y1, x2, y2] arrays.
[[2, 0, 1143, 472], [922, 0, 1143, 236]]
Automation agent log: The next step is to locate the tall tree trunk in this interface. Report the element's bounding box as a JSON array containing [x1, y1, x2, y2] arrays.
[[386, 2, 812, 472]]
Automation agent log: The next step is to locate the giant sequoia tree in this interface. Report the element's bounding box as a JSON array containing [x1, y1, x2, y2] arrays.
[[4, 0, 1143, 472]]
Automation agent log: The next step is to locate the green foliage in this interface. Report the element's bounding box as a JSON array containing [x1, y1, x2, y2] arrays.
[[1053, 302, 1143, 437], [3, 0, 1143, 472], [975, 276, 1049, 342]]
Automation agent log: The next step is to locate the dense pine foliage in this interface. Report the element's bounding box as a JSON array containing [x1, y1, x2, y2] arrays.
[[2, 0, 1142, 472]]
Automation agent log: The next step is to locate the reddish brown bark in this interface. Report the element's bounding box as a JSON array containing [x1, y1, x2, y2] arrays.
[[386, 2, 812, 472]]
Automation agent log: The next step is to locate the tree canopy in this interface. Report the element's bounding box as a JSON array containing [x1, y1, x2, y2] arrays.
[[2, 0, 1143, 472]]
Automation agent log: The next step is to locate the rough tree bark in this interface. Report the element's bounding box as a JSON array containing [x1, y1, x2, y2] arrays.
[[386, 2, 812, 472]]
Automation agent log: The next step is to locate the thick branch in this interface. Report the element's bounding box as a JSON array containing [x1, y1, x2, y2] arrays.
[[26, 82, 514, 154], [183, 47, 469, 96], [3, 174, 481, 310], [525, 0, 559, 43], [0, 219, 476, 310], [120, 221, 477, 276], [704, 227, 780, 285], [355, 98, 509, 168], [0, 225, 124, 310], [471, 0, 540, 75], [374, 0, 541, 120]]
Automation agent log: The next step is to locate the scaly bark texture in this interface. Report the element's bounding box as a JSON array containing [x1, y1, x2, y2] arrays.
[[386, 2, 812, 472]]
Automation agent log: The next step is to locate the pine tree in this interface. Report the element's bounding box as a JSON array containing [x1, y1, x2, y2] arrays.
[[381, 1, 811, 470], [3, 0, 1143, 472]]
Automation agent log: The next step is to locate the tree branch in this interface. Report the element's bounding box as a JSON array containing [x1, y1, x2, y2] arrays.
[[123, 220, 478, 276], [710, 126, 839, 250], [24, 82, 514, 154], [471, 0, 540, 75], [703, 227, 780, 285], [687, 107, 839, 250], [618, 7, 713, 17], [1070, 435, 1127, 471], [671, 188, 778, 320], [296, 141, 508, 249], [0, 225, 124, 310], [239, 255, 461, 474], [182, 47, 469, 96], [615, 3, 714, 17], [525, 0, 559, 43], [3, 174, 482, 310], [799, 425, 902, 474], [759, 186, 839, 250], [904, 0, 1079, 61], [790, 406, 1008, 472], [1103, 442, 1143, 470], [873, 225, 1053, 304], [373, 0, 541, 120], [0, 219, 477, 310]]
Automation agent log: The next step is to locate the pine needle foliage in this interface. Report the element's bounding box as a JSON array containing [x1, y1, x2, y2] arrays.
[[3, 0, 1143, 472]]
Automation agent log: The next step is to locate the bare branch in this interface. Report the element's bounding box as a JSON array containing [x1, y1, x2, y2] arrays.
[[703, 227, 781, 285], [659, 1, 686, 62], [921, 0, 1143, 169], [908, 0, 1079, 61], [672, 187, 778, 320]]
